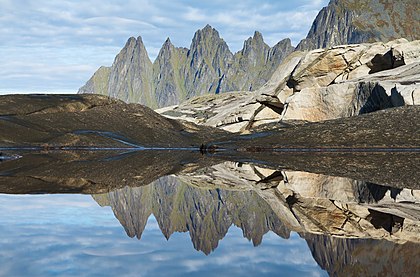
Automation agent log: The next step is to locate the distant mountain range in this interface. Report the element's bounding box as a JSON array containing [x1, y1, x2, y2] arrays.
[[79, 0, 419, 108], [79, 26, 293, 108]]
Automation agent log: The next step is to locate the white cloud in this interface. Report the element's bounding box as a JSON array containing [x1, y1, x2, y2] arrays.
[[0, 0, 329, 94], [184, 7, 207, 22]]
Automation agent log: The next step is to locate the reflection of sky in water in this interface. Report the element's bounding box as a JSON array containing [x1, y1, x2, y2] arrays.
[[0, 194, 327, 277]]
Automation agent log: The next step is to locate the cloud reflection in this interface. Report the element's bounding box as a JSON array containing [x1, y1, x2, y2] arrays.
[[0, 194, 326, 276]]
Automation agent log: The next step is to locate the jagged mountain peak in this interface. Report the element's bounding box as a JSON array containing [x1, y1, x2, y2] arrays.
[[163, 37, 172, 45], [195, 24, 218, 36], [275, 37, 292, 46], [158, 37, 174, 54], [125, 36, 146, 47], [79, 25, 293, 108], [126, 36, 136, 44], [253, 31, 264, 41], [191, 24, 226, 47], [244, 31, 265, 45], [242, 31, 269, 54], [202, 23, 215, 32], [136, 35, 144, 44]]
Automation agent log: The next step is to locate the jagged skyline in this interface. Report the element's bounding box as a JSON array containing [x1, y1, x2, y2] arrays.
[[79, 25, 294, 108], [0, 0, 328, 94]]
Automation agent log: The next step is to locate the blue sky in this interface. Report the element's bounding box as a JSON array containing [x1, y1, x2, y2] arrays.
[[0, 0, 329, 93]]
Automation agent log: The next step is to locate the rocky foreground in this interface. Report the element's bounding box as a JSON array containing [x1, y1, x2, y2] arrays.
[[0, 94, 418, 193], [0, 94, 228, 148]]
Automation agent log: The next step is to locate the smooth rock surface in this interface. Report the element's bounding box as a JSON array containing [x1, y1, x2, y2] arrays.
[[158, 39, 420, 131]]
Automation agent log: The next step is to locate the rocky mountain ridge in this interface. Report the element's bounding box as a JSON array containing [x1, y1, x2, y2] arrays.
[[79, 25, 294, 108], [79, 0, 419, 110], [297, 0, 420, 50]]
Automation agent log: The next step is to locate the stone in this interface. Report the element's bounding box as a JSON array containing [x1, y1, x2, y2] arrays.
[[78, 66, 110, 95], [158, 39, 420, 130]]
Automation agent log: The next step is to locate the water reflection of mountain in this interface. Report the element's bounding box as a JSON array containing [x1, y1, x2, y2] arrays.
[[305, 234, 420, 277], [93, 162, 420, 257], [94, 175, 289, 254]]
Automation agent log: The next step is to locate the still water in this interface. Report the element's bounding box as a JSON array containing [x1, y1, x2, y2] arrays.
[[0, 193, 325, 277], [0, 150, 419, 276]]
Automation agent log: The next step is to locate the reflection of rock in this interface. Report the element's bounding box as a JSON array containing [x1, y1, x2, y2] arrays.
[[158, 39, 420, 132], [304, 234, 420, 277], [179, 162, 420, 243], [93, 161, 420, 255], [0, 150, 220, 194], [94, 174, 289, 254], [260, 170, 420, 243]]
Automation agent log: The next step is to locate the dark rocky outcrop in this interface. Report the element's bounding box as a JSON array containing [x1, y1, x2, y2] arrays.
[[78, 25, 293, 108], [0, 94, 228, 149], [297, 0, 420, 51]]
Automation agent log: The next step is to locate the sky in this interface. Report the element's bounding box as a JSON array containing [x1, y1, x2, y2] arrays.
[[0, 0, 329, 94]]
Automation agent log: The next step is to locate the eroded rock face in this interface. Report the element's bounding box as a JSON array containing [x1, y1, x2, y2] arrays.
[[158, 39, 420, 132], [77, 66, 110, 96], [107, 37, 155, 106], [296, 0, 420, 51], [281, 39, 420, 122], [79, 25, 293, 109]]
